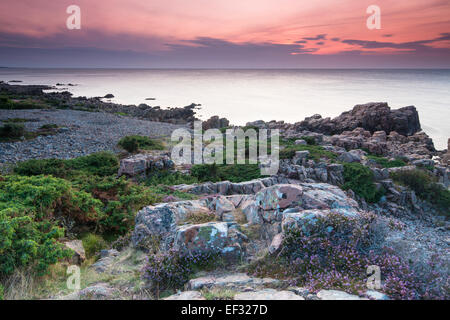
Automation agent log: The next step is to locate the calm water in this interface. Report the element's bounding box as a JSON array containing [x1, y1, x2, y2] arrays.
[[1, 68, 449, 149]]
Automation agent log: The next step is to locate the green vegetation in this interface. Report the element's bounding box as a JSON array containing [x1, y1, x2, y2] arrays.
[[182, 210, 217, 225], [143, 249, 223, 298], [1, 151, 192, 286], [342, 162, 385, 203], [280, 144, 337, 162], [145, 170, 199, 186], [190, 163, 261, 183], [2, 118, 30, 123], [82, 234, 107, 259], [279, 137, 336, 161], [246, 211, 446, 299], [14, 152, 119, 178], [0, 175, 87, 276], [39, 124, 59, 130], [118, 135, 164, 153], [202, 288, 236, 300], [0, 96, 49, 110], [391, 169, 450, 215], [367, 155, 407, 168], [0, 122, 25, 139], [0, 120, 62, 142]]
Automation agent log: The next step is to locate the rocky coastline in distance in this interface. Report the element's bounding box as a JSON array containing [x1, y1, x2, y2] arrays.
[[0, 81, 449, 300]]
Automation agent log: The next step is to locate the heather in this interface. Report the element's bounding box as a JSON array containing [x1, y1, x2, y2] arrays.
[[247, 212, 448, 299]]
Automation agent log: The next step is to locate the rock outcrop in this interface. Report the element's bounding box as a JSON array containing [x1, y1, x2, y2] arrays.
[[132, 182, 363, 257], [296, 102, 421, 136], [202, 115, 230, 130]]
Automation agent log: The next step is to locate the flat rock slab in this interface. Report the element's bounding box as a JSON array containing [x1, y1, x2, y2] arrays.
[[316, 290, 364, 300], [186, 273, 281, 291], [234, 289, 304, 300], [164, 291, 205, 300]]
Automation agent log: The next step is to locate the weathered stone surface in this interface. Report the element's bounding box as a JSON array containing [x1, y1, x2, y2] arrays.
[[186, 273, 281, 291], [90, 249, 120, 273], [234, 289, 304, 300], [164, 291, 205, 300], [118, 153, 174, 177], [171, 222, 245, 259], [255, 184, 303, 211], [173, 176, 290, 195], [58, 283, 118, 300], [268, 233, 283, 254], [338, 150, 363, 163], [132, 200, 208, 247], [317, 290, 364, 300], [133, 182, 363, 254], [365, 290, 390, 300], [294, 139, 307, 145], [64, 240, 86, 265]]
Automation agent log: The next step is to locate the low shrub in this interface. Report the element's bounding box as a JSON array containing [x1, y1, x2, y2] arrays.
[[0, 122, 25, 138], [391, 169, 450, 214], [118, 135, 164, 153], [14, 152, 119, 178], [190, 163, 261, 183], [0, 174, 107, 276], [342, 162, 385, 203], [0, 96, 13, 109], [82, 233, 108, 259], [145, 170, 199, 186], [0, 284, 3, 300], [39, 124, 59, 130]]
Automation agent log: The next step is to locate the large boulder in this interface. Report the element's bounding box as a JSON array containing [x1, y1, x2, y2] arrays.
[[118, 153, 174, 177]]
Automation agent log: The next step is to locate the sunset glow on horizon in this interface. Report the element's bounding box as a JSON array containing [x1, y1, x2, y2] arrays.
[[0, 0, 449, 67]]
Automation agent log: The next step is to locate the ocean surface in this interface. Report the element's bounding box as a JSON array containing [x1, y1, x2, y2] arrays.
[[1, 68, 449, 149]]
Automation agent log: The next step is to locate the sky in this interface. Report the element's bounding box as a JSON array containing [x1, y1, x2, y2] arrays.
[[0, 0, 449, 68]]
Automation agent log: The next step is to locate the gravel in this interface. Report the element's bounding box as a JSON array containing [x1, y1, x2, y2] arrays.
[[0, 109, 185, 164]]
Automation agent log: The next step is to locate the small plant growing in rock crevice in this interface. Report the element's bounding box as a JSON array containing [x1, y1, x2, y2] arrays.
[[182, 210, 217, 225]]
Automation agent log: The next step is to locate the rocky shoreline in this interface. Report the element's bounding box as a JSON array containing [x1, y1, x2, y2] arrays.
[[0, 82, 449, 300]]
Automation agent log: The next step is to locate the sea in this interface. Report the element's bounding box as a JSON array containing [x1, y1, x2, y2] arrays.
[[0, 68, 449, 149]]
